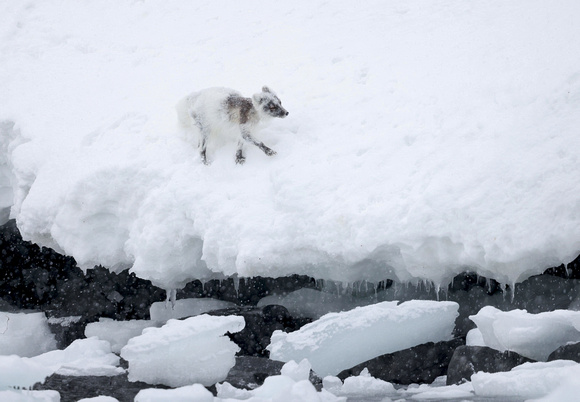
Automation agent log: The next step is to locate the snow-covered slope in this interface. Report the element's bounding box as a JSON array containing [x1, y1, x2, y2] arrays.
[[1, 1, 579, 289]]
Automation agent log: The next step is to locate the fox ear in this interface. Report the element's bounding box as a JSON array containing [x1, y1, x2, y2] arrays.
[[253, 93, 263, 103], [262, 86, 271, 93]]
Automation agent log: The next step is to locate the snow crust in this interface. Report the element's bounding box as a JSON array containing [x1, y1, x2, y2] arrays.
[[268, 300, 458, 376], [1, 1, 579, 289], [120, 314, 245, 387], [470, 306, 580, 360]]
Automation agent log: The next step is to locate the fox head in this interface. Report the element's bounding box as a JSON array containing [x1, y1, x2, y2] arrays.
[[253, 86, 289, 119]]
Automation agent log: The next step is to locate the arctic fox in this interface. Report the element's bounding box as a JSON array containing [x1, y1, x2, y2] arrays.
[[176, 86, 288, 165]]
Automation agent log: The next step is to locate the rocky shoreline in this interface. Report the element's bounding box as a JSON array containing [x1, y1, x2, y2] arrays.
[[1, 219, 579, 401]]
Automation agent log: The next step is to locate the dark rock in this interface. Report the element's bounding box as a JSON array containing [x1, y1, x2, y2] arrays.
[[207, 305, 306, 357], [548, 342, 580, 362], [338, 338, 464, 385], [446, 345, 533, 385], [0, 220, 166, 325], [47, 316, 90, 349], [544, 253, 580, 279], [34, 373, 169, 402], [177, 275, 318, 306], [222, 356, 284, 389]]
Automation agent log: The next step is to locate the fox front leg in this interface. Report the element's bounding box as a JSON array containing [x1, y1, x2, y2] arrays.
[[236, 140, 246, 165], [241, 126, 277, 157]]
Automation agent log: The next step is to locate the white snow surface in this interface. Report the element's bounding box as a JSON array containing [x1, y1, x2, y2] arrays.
[[120, 314, 245, 387], [470, 306, 580, 361], [268, 300, 458, 376], [1, 1, 580, 289]]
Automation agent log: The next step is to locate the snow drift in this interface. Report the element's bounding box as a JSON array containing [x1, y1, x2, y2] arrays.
[[1, 1, 580, 289]]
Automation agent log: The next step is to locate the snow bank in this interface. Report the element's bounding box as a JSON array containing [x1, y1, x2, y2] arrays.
[[1, 1, 580, 288], [470, 306, 580, 360], [0, 312, 56, 357], [121, 314, 244, 387], [471, 360, 580, 399], [268, 300, 458, 376]]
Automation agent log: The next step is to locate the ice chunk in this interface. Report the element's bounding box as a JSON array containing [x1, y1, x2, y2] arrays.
[[268, 300, 458, 376], [400, 381, 475, 400], [0, 312, 57, 357], [135, 384, 213, 402], [280, 359, 312, 382], [534, 377, 580, 402], [31, 337, 124, 376], [471, 360, 580, 399], [149, 298, 236, 323], [465, 328, 485, 346], [0, 355, 55, 389], [0, 390, 60, 401], [78, 397, 119, 402], [470, 306, 580, 360], [85, 318, 158, 353], [121, 314, 244, 387], [323, 368, 396, 398], [250, 375, 344, 402]]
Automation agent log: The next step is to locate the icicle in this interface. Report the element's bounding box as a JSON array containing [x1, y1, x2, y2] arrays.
[[165, 289, 177, 309], [510, 281, 516, 303], [565, 263, 570, 277], [232, 274, 240, 298], [435, 283, 441, 301]]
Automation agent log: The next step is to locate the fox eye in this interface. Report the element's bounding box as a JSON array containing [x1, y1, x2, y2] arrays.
[[269, 106, 277, 110]]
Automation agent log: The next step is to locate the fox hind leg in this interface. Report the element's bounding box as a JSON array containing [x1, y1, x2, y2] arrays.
[[193, 115, 210, 165]]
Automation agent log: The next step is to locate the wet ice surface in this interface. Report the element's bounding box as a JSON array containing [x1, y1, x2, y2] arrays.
[[0, 295, 578, 401]]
